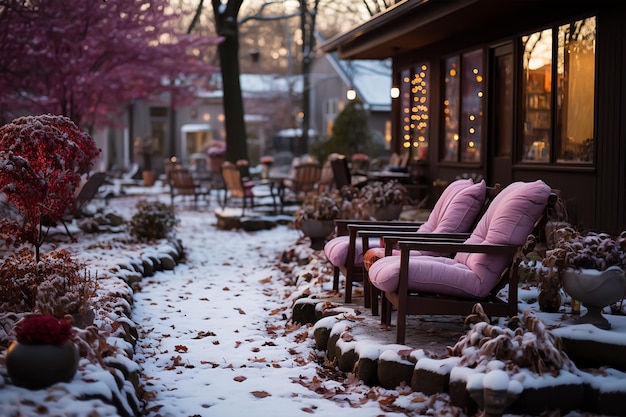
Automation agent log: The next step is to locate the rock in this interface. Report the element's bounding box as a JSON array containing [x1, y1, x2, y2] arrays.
[[335, 336, 358, 372], [411, 357, 459, 395], [160, 254, 176, 270], [377, 349, 416, 389], [141, 258, 155, 277], [292, 298, 318, 324], [327, 332, 340, 362], [105, 212, 125, 226], [355, 357, 378, 386], [314, 326, 331, 351], [509, 379, 584, 415], [583, 383, 626, 416]]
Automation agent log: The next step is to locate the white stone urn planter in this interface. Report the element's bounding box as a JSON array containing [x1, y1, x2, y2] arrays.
[[562, 266, 626, 330]]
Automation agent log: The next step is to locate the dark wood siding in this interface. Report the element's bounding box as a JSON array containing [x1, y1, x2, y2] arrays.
[[595, 6, 626, 233]]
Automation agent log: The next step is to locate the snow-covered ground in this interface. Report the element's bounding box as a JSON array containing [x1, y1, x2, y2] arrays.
[[0, 185, 625, 416]]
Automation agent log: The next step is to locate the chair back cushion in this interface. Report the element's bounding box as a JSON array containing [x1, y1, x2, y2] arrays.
[[455, 180, 552, 291], [418, 178, 486, 234]]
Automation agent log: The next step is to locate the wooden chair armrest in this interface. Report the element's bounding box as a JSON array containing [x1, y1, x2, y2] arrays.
[[397, 240, 518, 256], [362, 231, 469, 240], [378, 233, 470, 255], [349, 224, 421, 237], [335, 219, 422, 236]]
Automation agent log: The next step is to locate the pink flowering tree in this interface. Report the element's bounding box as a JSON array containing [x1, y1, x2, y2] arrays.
[[0, 0, 221, 130], [0, 115, 101, 261]]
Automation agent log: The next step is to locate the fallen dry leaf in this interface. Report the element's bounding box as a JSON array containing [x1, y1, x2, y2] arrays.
[[251, 391, 271, 398], [258, 276, 272, 284]]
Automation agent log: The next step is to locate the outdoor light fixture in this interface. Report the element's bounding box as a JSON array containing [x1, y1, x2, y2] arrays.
[[346, 88, 356, 101], [390, 86, 400, 99]]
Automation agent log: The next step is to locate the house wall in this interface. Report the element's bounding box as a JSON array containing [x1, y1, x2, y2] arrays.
[[309, 54, 392, 158], [384, 2, 626, 233]]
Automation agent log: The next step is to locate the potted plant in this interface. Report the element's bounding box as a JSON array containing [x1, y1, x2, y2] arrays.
[[207, 140, 227, 174], [134, 136, 158, 186], [358, 180, 408, 220], [5, 315, 79, 389], [293, 186, 370, 249], [542, 226, 626, 327], [260, 155, 275, 179]]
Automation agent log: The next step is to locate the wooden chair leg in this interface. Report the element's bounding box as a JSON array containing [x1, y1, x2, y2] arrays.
[[370, 285, 380, 316], [333, 266, 340, 292], [357, 267, 371, 308], [345, 259, 354, 304], [344, 276, 353, 304], [381, 294, 392, 327], [363, 271, 371, 309]]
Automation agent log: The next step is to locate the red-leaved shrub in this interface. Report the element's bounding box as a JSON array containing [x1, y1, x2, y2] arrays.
[[0, 114, 101, 260]]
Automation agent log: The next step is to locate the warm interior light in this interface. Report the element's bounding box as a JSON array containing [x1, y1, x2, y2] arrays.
[[346, 88, 356, 101], [390, 86, 400, 99]]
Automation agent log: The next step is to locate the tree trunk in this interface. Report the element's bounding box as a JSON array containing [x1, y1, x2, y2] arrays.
[[299, 0, 320, 156], [212, 0, 248, 165]]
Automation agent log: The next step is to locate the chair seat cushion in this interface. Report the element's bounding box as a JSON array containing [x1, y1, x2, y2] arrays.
[[324, 235, 382, 267], [368, 255, 487, 298]]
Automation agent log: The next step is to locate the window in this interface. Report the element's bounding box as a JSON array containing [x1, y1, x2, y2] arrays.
[[324, 98, 340, 136], [149, 106, 168, 158], [521, 17, 596, 163], [443, 50, 484, 163], [399, 64, 430, 160]]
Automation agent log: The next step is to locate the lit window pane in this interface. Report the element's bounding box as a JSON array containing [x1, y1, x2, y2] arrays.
[[443, 57, 460, 161], [522, 29, 552, 162], [556, 17, 595, 163], [460, 50, 483, 163]]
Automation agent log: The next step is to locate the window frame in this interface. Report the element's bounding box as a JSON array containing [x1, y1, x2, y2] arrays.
[[517, 15, 596, 166]]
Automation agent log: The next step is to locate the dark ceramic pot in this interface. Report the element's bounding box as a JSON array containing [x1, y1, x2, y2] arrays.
[[372, 204, 403, 221], [299, 220, 335, 250], [5, 340, 79, 389]]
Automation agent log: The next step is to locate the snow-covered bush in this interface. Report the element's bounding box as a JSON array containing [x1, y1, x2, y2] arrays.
[[129, 200, 179, 241]]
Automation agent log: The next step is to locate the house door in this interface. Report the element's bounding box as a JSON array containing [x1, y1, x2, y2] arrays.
[[488, 44, 513, 186]]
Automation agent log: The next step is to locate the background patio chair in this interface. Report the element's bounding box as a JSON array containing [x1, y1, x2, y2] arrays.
[[168, 167, 211, 209], [317, 153, 342, 192], [221, 161, 255, 215], [75, 172, 110, 214], [368, 180, 554, 343], [330, 155, 368, 190], [279, 161, 321, 210]]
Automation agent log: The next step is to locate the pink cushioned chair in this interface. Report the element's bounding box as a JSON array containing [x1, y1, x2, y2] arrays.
[[368, 180, 554, 344], [324, 178, 488, 307]]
